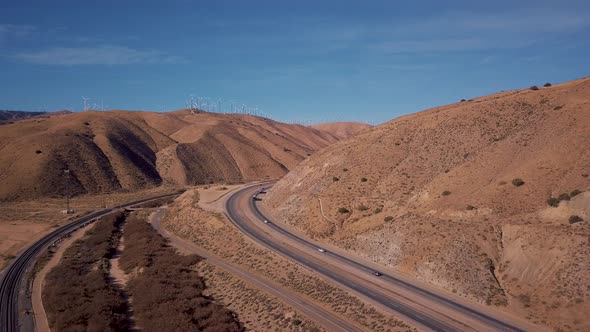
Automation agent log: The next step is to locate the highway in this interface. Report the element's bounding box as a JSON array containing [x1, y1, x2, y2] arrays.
[[0, 192, 182, 332], [225, 183, 544, 332]]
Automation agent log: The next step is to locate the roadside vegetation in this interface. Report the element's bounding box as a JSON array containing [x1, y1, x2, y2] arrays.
[[43, 212, 131, 331], [119, 213, 243, 332]]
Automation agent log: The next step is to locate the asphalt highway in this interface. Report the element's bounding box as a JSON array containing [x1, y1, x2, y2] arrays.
[[225, 183, 543, 332], [0, 192, 182, 332]]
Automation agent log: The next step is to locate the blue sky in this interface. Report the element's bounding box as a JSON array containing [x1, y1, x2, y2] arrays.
[[1, 0, 589, 124]]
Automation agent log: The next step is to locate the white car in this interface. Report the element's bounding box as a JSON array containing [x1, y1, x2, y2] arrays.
[[318, 248, 326, 253], [263, 220, 269, 224]]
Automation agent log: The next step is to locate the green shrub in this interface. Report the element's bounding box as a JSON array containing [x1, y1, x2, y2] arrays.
[[512, 178, 525, 187], [384, 216, 394, 222], [338, 207, 350, 214], [570, 190, 582, 197], [558, 193, 571, 201], [374, 207, 383, 214], [543, 83, 552, 87], [547, 197, 560, 207], [360, 178, 368, 182], [293, 319, 302, 326], [343, 168, 348, 172], [569, 215, 584, 224], [530, 86, 539, 91], [442, 190, 451, 196], [332, 176, 340, 182]]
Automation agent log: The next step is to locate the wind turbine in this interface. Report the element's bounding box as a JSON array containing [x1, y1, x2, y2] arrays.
[[82, 96, 90, 111]]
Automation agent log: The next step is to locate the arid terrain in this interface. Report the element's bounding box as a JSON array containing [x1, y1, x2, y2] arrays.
[[310, 122, 372, 139], [161, 186, 414, 331], [0, 109, 340, 201], [264, 77, 590, 331]]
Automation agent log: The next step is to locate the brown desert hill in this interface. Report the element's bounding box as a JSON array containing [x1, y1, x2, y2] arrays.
[[264, 77, 590, 331], [0, 109, 339, 201], [311, 122, 372, 139]]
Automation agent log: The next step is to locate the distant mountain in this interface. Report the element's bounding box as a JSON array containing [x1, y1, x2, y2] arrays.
[[311, 122, 372, 139], [0, 110, 48, 123], [0, 109, 339, 200], [0, 110, 73, 124]]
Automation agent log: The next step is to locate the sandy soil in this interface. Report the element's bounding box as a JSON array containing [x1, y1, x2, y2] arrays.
[[31, 221, 97, 332]]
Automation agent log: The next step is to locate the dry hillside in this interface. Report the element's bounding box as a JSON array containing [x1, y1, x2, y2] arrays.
[[0, 109, 338, 200], [264, 77, 590, 331], [311, 122, 371, 139]]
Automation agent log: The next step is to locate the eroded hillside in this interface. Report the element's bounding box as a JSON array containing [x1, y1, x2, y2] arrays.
[[0, 110, 338, 200], [264, 77, 590, 331]]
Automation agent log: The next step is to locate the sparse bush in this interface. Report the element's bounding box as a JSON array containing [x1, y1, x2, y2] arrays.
[[384, 216, 394, 222], [35, 150, 42, 154], [582, 173, 589, 178], [43, 212, 131, 331], [530, 86, 539, 91], [512, 178, 525, 187], [332, 176, 340, 182], [360, 177, 368, 182], [460, 99, 466, 102], [553, 106, 563, 110], [121, 214, 243, 331], [442, 190, 451, 196], [83, 121, 90, 125], [338, 207, 350, 214], [374, 207, 383, 214], [547, 197, 560, 207], [466, 205, 476, 210], [357, 205, 369, 211], [570, 189, 582, 197], [569, 215, 584, 224], [343, 168, 348, 172], [558, 193, 571, 201], [283, 147, 292, 152], [544, 83, 552, 87], [293, 319, 302, 326]]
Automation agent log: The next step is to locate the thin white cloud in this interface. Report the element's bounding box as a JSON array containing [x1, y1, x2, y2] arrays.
[[371, 9, 590, 54], [0, 24, 37, 42], [16, 45, 187, 65]]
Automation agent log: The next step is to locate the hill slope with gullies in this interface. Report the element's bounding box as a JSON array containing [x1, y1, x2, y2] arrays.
[[310, 122, 372, 139], [264, 77, 590, 331], [0, 109, 338, 200]]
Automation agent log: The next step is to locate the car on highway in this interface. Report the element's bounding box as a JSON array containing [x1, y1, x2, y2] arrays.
[[263, 220, 269, 224], [318, 248, 326, 253], [373, 271, 382, 276]]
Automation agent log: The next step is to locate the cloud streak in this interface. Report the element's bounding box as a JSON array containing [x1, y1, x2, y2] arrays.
[[0, 24, 37, 43], [16, 45, 187, 65]]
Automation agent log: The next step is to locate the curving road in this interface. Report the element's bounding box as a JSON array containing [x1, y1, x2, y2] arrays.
[[225, 183, 544, 332], [0, 192, 182, 332]]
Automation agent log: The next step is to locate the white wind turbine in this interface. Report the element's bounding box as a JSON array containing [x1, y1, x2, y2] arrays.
[[82, 96, 90, 111]]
